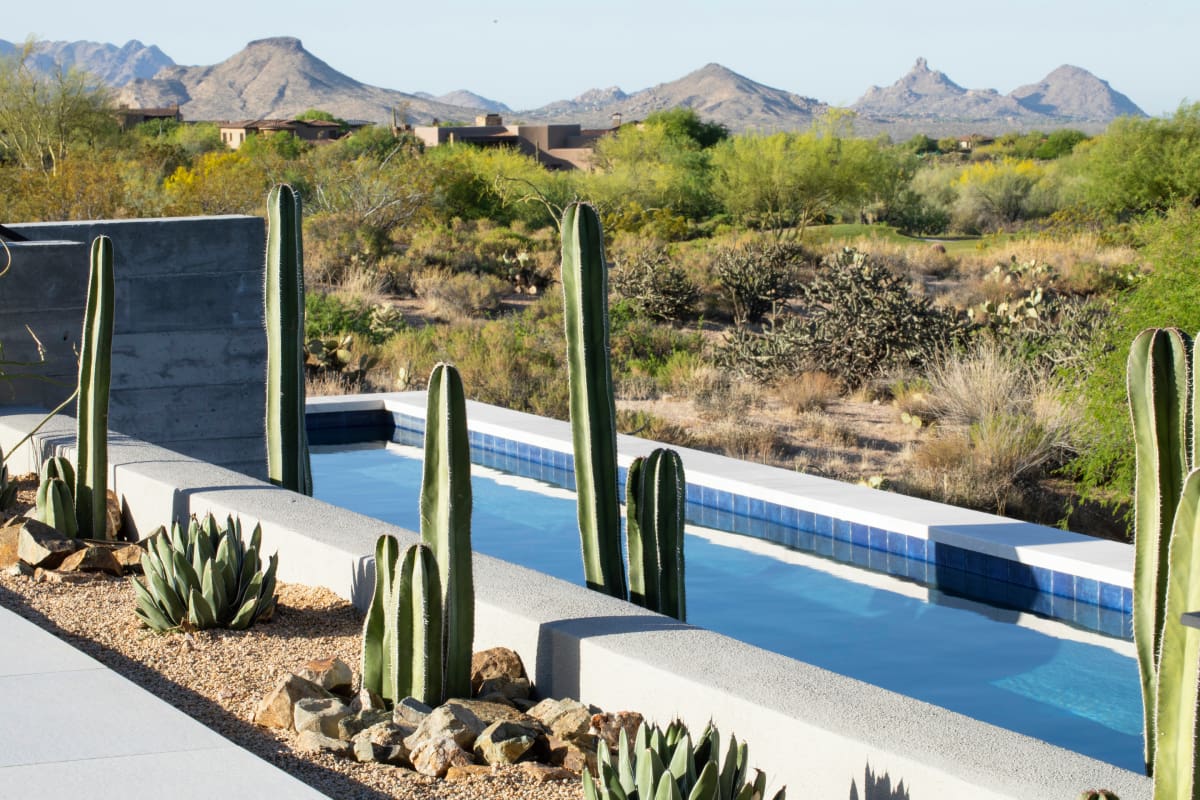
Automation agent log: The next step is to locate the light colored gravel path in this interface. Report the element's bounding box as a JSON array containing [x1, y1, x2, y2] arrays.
[[0, 568, 583, 800]]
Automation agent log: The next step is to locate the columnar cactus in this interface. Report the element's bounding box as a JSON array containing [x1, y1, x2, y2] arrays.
[[265, 184, 313, 496], [360, 535, 444, 707], [562, 202, 627, 600], [1128, 328, 1192, 774], [74, 236, 114, 539], [626, 448, 687, 621], [420, 363, 474, 700]]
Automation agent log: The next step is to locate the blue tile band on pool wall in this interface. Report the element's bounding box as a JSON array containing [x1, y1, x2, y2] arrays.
[[309, 407, 1133, 639]]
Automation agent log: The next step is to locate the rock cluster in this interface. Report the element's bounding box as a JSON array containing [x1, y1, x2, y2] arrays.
[[253, 648, 642, 781], [1, 498, 138, 582]]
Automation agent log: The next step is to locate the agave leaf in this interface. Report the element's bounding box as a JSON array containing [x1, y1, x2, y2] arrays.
[[215, 532, 238, 598], [718, 736, 740, 798], [130, 577, 175, 631], [688, 761, 718, 800], [582, 769, 601, 800], [229, 594, 261, 630], [187, 587, 216, 629], [636, 745, 662, 800], [144, 562, 185, 623], [666, 734, 691, 782], [600, 762, 628, 800], [654, 772, 682, 800], [617, 727, 636, 794]]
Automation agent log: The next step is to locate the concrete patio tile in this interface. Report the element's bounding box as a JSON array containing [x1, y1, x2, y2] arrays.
[[0, 668, 228, 767], [0, 607, 100, 676], [0, 746, 330, 799]]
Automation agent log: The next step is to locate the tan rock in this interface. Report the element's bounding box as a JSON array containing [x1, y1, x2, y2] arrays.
[[473, 720, 540, 765], [410, 736, 474, 778], [253, 673, 331, 729], [519, 762, 577, 782], [293, 696, 351, 737], [470, 647, 528, 695], [295, 730, 353, 758], [59, 546, 123, 576], [404, 703, 486, 752], [0, 523, 21, 568], [34, 568, 97, 584], [528, 697, 593, 742], [590, 711, 645, 750], [445, 698, 532, 728], [546, 734, 598, 774], [296, 657, 354, 696], [112, 544, 145, 570], [18, 520, 81, 568], [445, 764, 495, 782], [105, 490, 122, 539]]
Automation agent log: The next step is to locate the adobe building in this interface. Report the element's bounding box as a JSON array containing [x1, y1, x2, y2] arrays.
[[413, 115, 614, 170]]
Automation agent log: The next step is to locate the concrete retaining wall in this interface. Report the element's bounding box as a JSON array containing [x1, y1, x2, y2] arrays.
[[0, 216, 266, 477], [0, 410, 1151, 800]]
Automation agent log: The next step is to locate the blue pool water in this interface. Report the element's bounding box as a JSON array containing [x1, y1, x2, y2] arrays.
[[312, 442, 1143, 771]]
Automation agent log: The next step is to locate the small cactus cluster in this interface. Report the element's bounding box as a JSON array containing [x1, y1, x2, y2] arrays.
[[131, 513, 278, 632], [584, 720, 785, 800], [361, 363, 474, 707], [35, 456, 77, 536], [305, 333, 378, 385]]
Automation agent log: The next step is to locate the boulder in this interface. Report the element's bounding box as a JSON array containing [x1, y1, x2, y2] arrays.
[[404, 703, 487, 752], [527, 697, 593, 742], [337, 709, 391, 740], [410, 736, 474, 778], [446, 764, 495, 781], [350, 687, 387, 714], [351, 727, 411, 766], [58, 545, 123, 576], [295, 730, 353, 758], [470, 647, 528, 695], [296, 657, 354, 697], [253, 673, 332, 729], [105, 490, 121, 539], [293, 696, 352, 738], [17, 520, 81, 568], [445, 698, 531, 728], [362, 720, 414, 749], [111, 544, 145, 571], [473, 720, 541, 765], [546, 734, 599, 774], [392, 695, 433, 726]]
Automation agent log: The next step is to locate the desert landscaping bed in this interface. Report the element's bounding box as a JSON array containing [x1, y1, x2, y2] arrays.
[[1, 476, 582, 800]]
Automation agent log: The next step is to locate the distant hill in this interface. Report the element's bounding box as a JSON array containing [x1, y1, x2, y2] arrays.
[[522, 63, 828, 132], [13, 37, 1148, 135], [851, 57, 1145, 136], [0, 38, 173, 86], [115, 37, 477, 124]]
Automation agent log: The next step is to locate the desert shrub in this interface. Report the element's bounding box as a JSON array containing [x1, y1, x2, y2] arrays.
[[789, 248, 963, 387], [713, 240, 807, 323], [305, 291, 405, 346], [608, 299, 705, 380], [609, 246, 699, 322], [904, 342, 1079, 515], [774, 371, 841, 414], [412, 268, 508, 320], [692, 420, 787, 463], [1069, 204, 1200, 508], [654, 349, 710, 396], [615, 409, 695, 446]]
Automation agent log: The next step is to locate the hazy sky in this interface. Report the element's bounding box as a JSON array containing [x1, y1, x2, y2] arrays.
[[8, 1, 1196, 115]]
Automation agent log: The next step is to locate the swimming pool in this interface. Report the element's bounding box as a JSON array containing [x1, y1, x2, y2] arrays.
[[311, 440, 1142, 771]]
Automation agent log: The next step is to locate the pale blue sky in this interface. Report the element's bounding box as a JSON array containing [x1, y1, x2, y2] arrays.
[[7, 1, 1195, 115]]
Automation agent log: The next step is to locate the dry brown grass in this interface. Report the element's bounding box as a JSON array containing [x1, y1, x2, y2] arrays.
[[773, 371, 841, 414], [412, 268, 508, 321]]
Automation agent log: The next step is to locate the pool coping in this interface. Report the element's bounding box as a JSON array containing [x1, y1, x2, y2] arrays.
[[309, 392, 1135, 634]]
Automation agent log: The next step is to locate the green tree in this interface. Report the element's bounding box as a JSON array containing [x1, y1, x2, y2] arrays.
[[0, 42, 116, 174], [1079, 104, 1200, 216], [641, 108, 729, 149]]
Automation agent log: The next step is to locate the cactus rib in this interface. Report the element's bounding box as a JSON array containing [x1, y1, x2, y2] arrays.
[[75, 236, 114, 539]]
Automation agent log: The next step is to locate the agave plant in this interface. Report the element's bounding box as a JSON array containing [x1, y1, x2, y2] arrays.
[[583, 720, 786, 800], [131, 513, 278, 632], [35, 456, 77, 537]]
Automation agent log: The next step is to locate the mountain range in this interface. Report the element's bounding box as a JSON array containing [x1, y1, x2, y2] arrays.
[[0, 37, 1147, 136]]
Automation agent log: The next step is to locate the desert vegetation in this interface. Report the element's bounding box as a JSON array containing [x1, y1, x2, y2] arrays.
[[5, 46, 1200, 539]]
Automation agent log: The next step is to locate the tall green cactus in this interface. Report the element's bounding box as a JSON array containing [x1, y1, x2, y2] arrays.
[[1153, 471, 1200, 798], [420, 363, 474, 700], [265, 184, 313, 496], [1128, 327, 1193, 773], [627, 448, 687, 621], [361, 535, 444, 707], [74, 236, 114, 539], [561, 202, 627, 600]]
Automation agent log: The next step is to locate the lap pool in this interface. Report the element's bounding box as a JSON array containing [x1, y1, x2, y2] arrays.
[[311, 433, 1142, 772]]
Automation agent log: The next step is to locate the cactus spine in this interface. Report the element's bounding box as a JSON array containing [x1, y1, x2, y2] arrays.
[[627, 448, 687, 621], [1128, 327, 1192, 774], [74, 236, 114, 539], [420, 363, 474, 700], [265, 184, 313, 496], [361, 536, 444, 706], [561, 202, 627, 600]]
